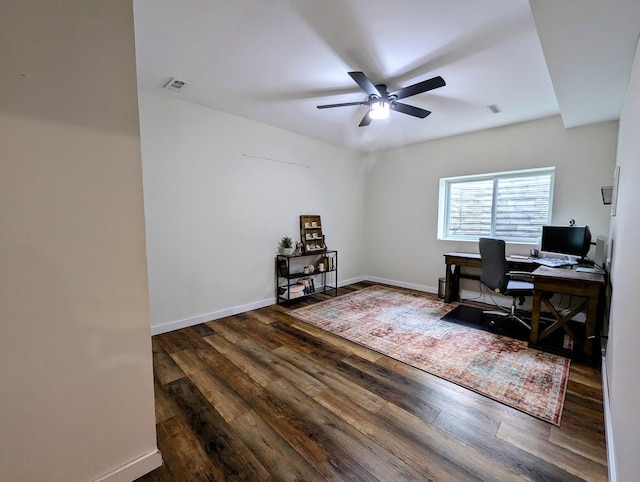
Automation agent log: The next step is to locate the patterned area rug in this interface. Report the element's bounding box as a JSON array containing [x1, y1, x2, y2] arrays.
[[289, 285, 570, 425]]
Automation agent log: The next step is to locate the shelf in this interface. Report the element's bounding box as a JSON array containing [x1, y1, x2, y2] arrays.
[[279, 268, 336, 280], [276, 249, 338, 304], [276, 249, 336, 258], [277, 284, 333, 302]]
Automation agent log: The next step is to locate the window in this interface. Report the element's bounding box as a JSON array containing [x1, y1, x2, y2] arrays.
[[437, 167, 554, 243]]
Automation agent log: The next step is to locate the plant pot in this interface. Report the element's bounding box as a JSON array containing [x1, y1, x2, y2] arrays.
[[281, 247, 294, 255]]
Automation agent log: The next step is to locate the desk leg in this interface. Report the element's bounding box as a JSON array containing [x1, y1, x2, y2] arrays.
[[530, 290, 542, 345], [445, 264, 460, 303], [584, 295, 598, 363]]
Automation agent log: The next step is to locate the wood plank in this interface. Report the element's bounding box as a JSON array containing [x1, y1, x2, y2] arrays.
[[496, 419, 608, 481], [152, 338, 185, 385], [569, 364, 603, 388], [205, 318, 247, 344], [203, 333, 281, 387], [270, 321, 444, 418], [171, 349, 251, 423], [195, 335, 375, 480], [559, 399, 606, 443], [549, 425, 607, 466], [188, 322, 216, 338], [273, 345, 388, 413], [342, 353, 485, 430], [165, 377, 272, 480], [267, 378, 428, 481], [259, 318, 357, 363], [378, 402, 531, 482], [238, 338, 327, 395], [289, 319, 384, 362], [244, 308, 278, 325], [563, 397, 606, 425], [229, 410, 324, 482], [153, 379, 178, 424], [434, 410, 586, 481], [565, 388, 604, 413], [154, 327, 211, 355], [154, 415, 225, 481], [314, 387, 480, 481]]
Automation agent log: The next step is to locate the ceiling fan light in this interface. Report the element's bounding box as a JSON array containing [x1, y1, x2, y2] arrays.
[[369, 101, 390, 120]]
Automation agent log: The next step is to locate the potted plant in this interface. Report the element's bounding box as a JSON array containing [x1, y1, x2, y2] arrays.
[[279, 236, 294, 255]]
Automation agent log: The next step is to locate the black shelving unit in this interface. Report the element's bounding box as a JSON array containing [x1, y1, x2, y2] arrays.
[[275, 250, 338, 304]]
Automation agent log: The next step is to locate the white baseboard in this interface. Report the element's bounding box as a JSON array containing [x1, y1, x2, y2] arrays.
[[339, 275, 367, 286], [602, 355, 617, 482], [92, 449, 162, 482], [151, 297, 274, 335], [365, 276, 438, 295]]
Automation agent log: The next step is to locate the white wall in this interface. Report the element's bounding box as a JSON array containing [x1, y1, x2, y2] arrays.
[[139, 90, 367, 332], [0, 1, 159, 481], [606, 36, 640, 482], [364, 116, 617, 296]]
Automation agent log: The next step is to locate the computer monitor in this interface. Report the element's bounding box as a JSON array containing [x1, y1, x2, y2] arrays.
[[540, 225, 592, 260]]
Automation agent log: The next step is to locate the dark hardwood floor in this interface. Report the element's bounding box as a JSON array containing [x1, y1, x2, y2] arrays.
[[137, 282, 608, 481]]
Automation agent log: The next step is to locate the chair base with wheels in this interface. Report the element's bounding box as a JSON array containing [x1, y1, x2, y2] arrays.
[[483, 293, 531, 331]]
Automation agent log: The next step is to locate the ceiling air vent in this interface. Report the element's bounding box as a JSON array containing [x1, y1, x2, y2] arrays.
[[164, 77, 188, 92], [487, 104, 501, 114]]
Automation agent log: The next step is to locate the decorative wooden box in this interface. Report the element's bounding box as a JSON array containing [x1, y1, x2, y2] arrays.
[[299, 215, 326, 253]]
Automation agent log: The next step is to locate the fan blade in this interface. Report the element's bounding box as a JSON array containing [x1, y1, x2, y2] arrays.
[[391, 102, 431, 118], [349, 71, 381, 97], [390, 76, 445, 100], [317, 101, 367, 109], [359, 112, 372, 127]]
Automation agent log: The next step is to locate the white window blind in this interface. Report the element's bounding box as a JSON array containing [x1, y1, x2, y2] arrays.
[[438, 168, 554, 242]]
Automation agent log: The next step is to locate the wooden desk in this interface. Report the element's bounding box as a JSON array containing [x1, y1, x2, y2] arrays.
[[530, 266, 605, 363], [443, 252, 536, 303], [443, 252, 605, 362]]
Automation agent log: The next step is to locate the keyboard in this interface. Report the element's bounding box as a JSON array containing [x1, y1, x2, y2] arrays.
[[576, 266, 605, 274], [536, 257, 578, 267]]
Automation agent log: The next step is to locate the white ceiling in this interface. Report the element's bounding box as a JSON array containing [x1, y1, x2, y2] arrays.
[[133, 0, 640, 153]]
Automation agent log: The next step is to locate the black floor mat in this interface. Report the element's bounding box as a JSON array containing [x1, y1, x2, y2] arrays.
[[441, 304, 583, 359]]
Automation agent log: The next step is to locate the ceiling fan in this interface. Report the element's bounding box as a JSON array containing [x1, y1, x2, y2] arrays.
[[317, 71, 446, 127]]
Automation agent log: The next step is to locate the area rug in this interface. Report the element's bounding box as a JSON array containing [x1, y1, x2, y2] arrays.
[[289, 285, 570, 425], [442, 305, 575, 358]]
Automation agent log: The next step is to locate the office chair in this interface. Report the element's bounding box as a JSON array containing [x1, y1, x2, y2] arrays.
[[478, 237, 533, 331]]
